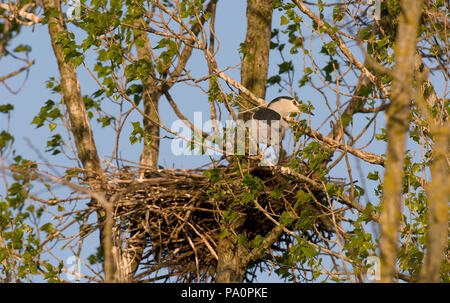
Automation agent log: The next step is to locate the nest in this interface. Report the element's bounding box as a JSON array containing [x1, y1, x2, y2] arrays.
[[104, 163, 347, 282]]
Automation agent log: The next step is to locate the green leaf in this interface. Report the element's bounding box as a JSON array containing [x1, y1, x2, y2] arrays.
[[203, 168, 222, 184], [40, 223, 54, 235], [242, 173, 264, 194], [280, 15, 289, 26], [49, 123, 57, 132], [332, 5, 344, 23], [278, 61, 293, 74], [280, 211, 296, 226], [31, 100, 62, 128], [320, 41, 337, 55], [267, 75, 281, 86], [360, 202, 374, 223], [0, 131, 14, 151], [0, 247, 7, 263], [367, 171, 379, 181], [98, 116, 115, 128], [218, 229, 229, 239], [252, 235, 264, 249], [129, 121, 144, 145], [13, 44, 32, 53], [269, 187, 283, 200], [0, 104, 14, 114], [295, 189, 311, 208], [45, 134, 63, 155]]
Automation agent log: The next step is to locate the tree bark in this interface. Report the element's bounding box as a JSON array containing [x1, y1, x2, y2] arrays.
[[414, 52, 449, 282], [418, 126, 449, 282], [379, 0, 423, 282], [215, 233, 247, 283], [135, 24, 161, 172], [42, 0, 102, 180], [239, 0, 274, 121]]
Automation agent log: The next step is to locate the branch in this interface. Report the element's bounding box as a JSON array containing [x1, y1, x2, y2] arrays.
[[292, 0, 390, 97], [255, 166, 380, 222], [302, 124, 385, 166], [242, 225, 283, 266], [0, 59, 34, 82], [0, 3, 42, 25]]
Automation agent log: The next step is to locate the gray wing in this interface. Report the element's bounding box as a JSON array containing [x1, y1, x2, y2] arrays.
[[252, 108, 284, 146], [252, 107, 281, 123]]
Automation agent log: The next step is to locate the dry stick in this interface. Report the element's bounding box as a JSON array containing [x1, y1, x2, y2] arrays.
[[322, 181, 354, 282], [172, 213, 219, 260], [276, 166, 378, 220], [157, 0, 264, 111], [186, 235, 201, 282], [121, 90, 226, 156], [252, 199, 353, 264], [158, 0, 219, 84], [303, 125, 385, 166], [164, 90, 222, 149]]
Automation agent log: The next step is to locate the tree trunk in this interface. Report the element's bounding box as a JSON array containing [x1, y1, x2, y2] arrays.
[[42, 0, 124, 282], [418, 126, 449, 282], [414, 53, 449, 283], [135, 23, 161, 173], [379, 0, 423, 282], [42, 0, 102, 180], [215, 234, 247, 283], [239, 0, 274, 121]]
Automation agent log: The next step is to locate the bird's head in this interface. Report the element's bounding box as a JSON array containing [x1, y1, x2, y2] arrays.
[[267, 96, 301, 117]]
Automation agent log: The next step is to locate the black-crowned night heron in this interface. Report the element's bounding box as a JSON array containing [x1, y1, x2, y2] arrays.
[[251, 96, 301, 165]]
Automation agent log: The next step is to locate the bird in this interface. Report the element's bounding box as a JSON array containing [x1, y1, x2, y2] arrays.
[[250, 96, 301, 165]]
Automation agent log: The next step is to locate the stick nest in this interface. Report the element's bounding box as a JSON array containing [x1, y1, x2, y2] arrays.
[[104, 164, 347, 282]]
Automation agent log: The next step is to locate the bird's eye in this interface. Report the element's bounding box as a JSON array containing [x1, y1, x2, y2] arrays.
[[292, 100, 298, 106]]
